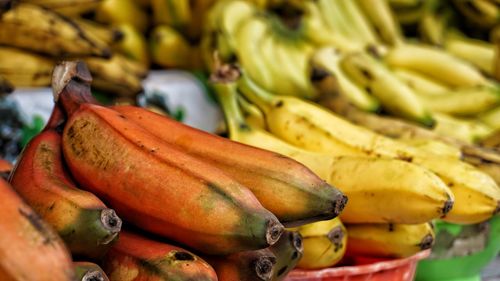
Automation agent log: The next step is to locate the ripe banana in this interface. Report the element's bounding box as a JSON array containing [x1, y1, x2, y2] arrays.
[[23, 0, 103, 16], [418, 85, 500, 116], [345, 223, 435, 258], [85, 55, 144, 97], [102, 231, 218, 281], [149, 25, 192, 69], [390, 0, 427, 25], [433, 113, 494, 143], [393, 68, 449, 95], [74, 262, 109, 281], [0, 4, 110, 57], [9, 105, 122, 259], [95, 0, 148, 32], [480, 106, 500, 130], [335, 0, 379, 45], [114, 24, 149, 66], [207, 248, 276, 281], [385, 43, 488, 87], [340, 51, 434, 126], [0, 46, 54, 87], [152, 0, 191, 29], [356, 0, 403, 45], [239, 73, 500, 224], [453, 0, 499, 29], [113, 90, 348, 226], [311, 48, 380, 112], [0, 75, 13, 94], [291, 218, 347, 269], [55, 61, 283, 254], [221, 77, 451, 224], [398, 138, 462, 159], [74, 18, 124, 46], [0, 178, 74, 280], [444, 33, 495, 76], [269, 230, 303, 281]]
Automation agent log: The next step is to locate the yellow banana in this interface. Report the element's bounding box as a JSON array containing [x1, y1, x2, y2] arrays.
[[152, 0, 191, 29], [480, 106, 500, 130], [0, 3, 110, 57], [391, 0, 427, 26], [0, 47, 54, 87], [312, 48, 380, 112], [23, 0, 103, 16], [444, 33, 496, 76], [340, 51, 434, 126], [393, 68, 449, 95], [291, 218, 347, 269], [453, 0, 500, 29], [239, 73, 500, 224], [114, 24, 149, 66], [418, 85, 500, 116], [398, 138, 462, 159], [220, 75, 453, 224], [149, 25, 192, 69], [74, 18, 123, 45], [95, 0, 148, 32], [385, 43, 488, 87], [433, 113, 494, 143], [346, 223, 435, 258], [335, 0, 379, 45], [356, 0, 403, 45]]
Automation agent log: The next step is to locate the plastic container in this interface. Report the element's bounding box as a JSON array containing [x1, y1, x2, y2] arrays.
[[415, 216, 500, 281], [284, 250, 430, 281]]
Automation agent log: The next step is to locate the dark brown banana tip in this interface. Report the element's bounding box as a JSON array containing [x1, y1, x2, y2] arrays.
[[112, 30, 125, 43], [494, 201, 500, 215], [0, 0, 13, 15], [327, 226, 345, 251], [52, 61, 92, 101], [419, 234, 435, 250], [291, 232, 303, 253], [82, 270, 107, 281], [442, 197, 454, 216], [100, 209, 122, 244], [266, 220, 284, 246], [333, 194, 348, 217], [254, 256, 276, 281]]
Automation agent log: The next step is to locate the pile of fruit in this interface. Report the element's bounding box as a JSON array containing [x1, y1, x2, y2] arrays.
[[1, 0, 500, 280]]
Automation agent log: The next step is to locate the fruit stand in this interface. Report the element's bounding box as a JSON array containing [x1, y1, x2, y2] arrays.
[[1, 0, 500, 280]]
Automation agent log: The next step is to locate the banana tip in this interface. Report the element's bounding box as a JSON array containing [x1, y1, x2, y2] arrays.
[[100, 209, 122, 239], [52, 61, 92, 102], [255, 256, 276, 281], [82, 270, 107, 281], [442, 198, 454, 216], [494, 201, 500, 215], [334, 194, 348, 217], [291, 232, 303, 253], [266, 220, 284, 246], [327, 226, 345, 247], [419, 234, 434, 250]]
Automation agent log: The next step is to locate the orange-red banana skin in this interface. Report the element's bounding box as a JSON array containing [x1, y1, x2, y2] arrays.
[[58, 77, 282, 254], [0, 178, 75, 280], [9, 105, 122, 259], [113, 105, 347, 226], [102, 231, 218, 281]]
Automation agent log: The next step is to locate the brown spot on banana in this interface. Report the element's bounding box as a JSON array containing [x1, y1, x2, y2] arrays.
[[419, 234, 434, 250]]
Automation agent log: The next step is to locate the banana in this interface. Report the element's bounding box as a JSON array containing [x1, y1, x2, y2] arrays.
[[385, 43, 488, 87], [418, 0, 451, 46], [444, 33, 495, 76], [453, 0, 500, 29], [480, 106, 500, 130], [393, 68, 449, 95], [481, 129, 500, 151], [9, 105, 123, 259], [114, 24, 149, 66], [0, 75, 13, 94], [152, 0, 191, 29], [433, 113, 494, 143], [346, 223, 435, 258], [418, 85, 500, 116], [340, 51, 434, 126], [112, 84, 348, 226], [74, 18, 124, 45], [335, 0, 379, 45], [292, 218, 347, 269], [74, 262, 109, 281], [85, 55, 144, 97], [149, 25, 192, 69], [222, 76, 452, 224], [269, 231, 303, 281], [390, 0, 427, 26], [0, 178, 75, 280], [356, 0, 403, 45], [22, 0, 103, 16], [398, 138, 462, 159], [463, 155, 500, 186], [239, 73, 500, 224], [0, 46, 54, 87], [102, 231, 218, 281], [311, 47, 380, 112], [207, 248, 276, 281], [95, 0, 148, 32], [186, 0, 217, 40], [55, 61, 283, 254], [0, 4, 110, 57]]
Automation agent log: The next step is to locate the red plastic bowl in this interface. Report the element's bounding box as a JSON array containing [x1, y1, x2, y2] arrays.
[[284, 250, 431, 281]]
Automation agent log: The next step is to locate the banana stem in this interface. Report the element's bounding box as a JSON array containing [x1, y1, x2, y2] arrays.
[[238, 75, 275, 113], [213, 81, 250, 138]]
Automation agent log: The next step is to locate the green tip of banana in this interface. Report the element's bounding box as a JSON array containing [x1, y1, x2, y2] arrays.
[[420, 115, 437, 129]]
